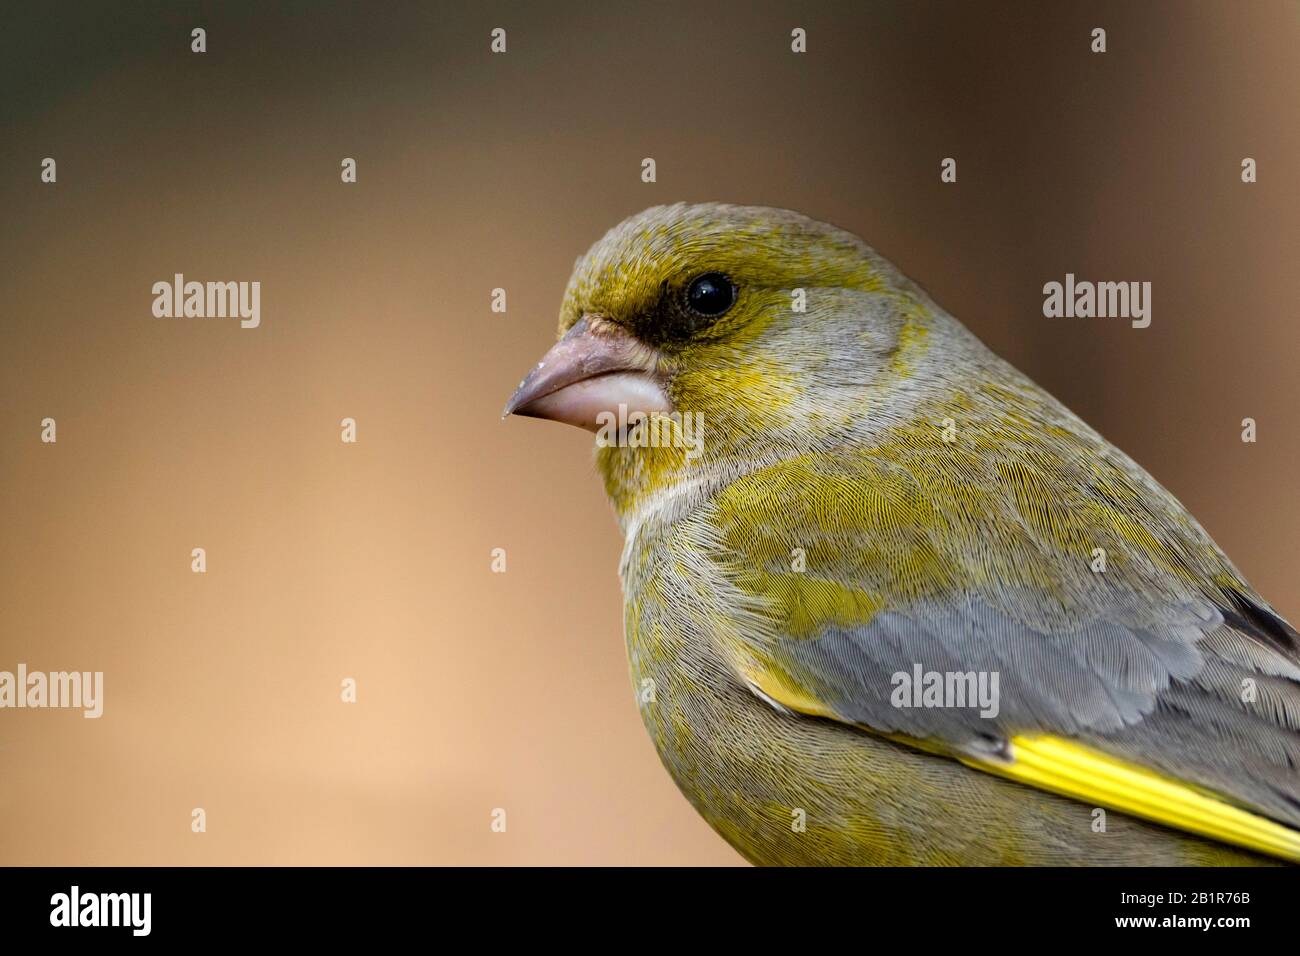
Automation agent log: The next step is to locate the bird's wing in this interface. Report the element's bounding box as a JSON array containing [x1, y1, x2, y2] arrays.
[[693, 440, 1300, 861]]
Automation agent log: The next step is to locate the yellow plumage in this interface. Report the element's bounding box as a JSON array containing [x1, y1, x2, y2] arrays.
[[506, 202, 1300, 865]]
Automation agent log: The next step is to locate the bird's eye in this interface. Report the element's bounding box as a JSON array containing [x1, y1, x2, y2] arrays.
[[684, 273, 736, 318]]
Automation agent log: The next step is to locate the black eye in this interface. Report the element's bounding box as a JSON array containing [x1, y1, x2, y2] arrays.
[[685, 273, 736, 317]]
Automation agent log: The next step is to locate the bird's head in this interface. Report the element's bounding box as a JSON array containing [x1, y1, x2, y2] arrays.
[[504, 203, 941, 517]]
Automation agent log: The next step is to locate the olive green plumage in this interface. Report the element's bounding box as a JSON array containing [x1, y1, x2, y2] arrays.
[[535, 203, 1300, 865]]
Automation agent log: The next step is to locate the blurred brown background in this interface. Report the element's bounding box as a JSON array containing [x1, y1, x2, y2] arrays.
[[1, 1, 1297, 865]]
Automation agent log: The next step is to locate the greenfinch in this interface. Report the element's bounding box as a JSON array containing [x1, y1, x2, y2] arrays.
[[505, 203, 1300, 866]]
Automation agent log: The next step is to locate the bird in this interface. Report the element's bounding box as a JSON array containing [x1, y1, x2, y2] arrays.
[[504, 202, 1300, 865]]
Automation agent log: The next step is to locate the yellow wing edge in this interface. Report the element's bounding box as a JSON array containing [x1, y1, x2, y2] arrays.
[[745, 665, 1300, 862], [964, 734, 1300, 863]]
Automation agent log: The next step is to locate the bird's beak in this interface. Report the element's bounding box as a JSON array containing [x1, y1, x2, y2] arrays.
[[502, 317, 671, 432]]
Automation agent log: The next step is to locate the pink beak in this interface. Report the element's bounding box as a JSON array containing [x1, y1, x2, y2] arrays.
[[503, 317, 671, 432]]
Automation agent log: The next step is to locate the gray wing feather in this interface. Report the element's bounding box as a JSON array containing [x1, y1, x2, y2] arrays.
[[782, 590, 1300, 826]]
